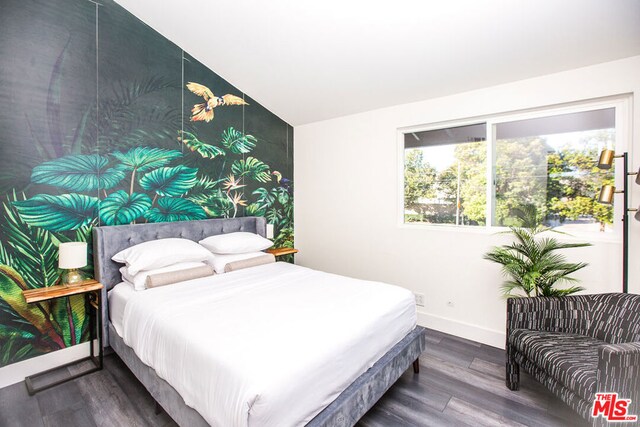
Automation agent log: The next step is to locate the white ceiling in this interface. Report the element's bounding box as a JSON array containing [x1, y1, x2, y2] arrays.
[[115, 0, 640, 126]]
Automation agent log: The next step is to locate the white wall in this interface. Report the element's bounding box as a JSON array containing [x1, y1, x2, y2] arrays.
[[294, 55, 640, 348]]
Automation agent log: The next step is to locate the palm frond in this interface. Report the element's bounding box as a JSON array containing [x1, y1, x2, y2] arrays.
[[485, 224, 589, 298], [509, 204, 541, 228], [0, 334, 38, 366], [538, 237, 592, 256], [501, 280, 531, 297], [542, 285, 586, 297], [81, 77, 182, 152], [0, 193, 59, 288]]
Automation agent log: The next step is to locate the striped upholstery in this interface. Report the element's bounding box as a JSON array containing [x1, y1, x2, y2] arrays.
[[518, 356, 594, 420], [506, 293, 640, 426], [587, 293, 640, 343], [510, 330, 599, 401]]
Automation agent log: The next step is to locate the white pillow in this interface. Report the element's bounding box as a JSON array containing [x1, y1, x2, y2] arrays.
[[199, 232, 273, 254], [112, 238, 215, 275], [120, 261, 208, 291], [210, 252, 267, 274]]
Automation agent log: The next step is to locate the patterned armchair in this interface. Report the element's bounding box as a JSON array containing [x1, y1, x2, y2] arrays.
[[506, 293, 640, 425]]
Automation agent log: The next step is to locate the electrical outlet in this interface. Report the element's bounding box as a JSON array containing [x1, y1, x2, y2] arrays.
[[414, 293, 425, 307]]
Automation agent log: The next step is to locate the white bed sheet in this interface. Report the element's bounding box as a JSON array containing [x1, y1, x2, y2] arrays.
[[108, 280, 135, 337], [113, 262, 416, 427]]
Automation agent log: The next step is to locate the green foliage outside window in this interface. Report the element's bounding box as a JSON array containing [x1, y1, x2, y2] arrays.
[[403, 130, 614, 231]]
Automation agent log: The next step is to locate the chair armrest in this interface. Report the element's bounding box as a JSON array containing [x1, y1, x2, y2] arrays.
[[506, 295, 593, 338], [597, 342, 640, 417]]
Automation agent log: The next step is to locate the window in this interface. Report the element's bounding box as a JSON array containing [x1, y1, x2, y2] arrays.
[[404, 123, 486, 226], [493, 109, 615, 232], [402, 100, 624, 233]]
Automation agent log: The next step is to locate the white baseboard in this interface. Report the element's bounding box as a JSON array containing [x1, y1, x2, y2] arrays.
[[417, 310, 505, 349], [0, 342, 91, 389]]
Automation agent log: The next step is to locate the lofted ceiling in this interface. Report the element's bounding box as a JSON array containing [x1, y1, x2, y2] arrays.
[[115, 0, 640, 126]]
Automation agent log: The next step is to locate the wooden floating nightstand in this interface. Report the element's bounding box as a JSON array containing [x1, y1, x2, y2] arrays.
[[266, 247, 299, 257], [22, 279, 104, 395]]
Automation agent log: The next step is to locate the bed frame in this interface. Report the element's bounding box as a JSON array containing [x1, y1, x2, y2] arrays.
[[93, 217, 426, 427]]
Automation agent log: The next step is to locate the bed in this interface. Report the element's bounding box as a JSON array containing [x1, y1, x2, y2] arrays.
[[93, 217, 426, 427]]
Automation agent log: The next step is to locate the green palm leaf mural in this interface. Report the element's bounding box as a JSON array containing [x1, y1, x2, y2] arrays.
[[12, 194, 99, 232], [51, 295, 86, 347], [0, 329, 38, 366], [250, 184, 294, 248], [139, 165, 198, 197], [231, 157, 271, 183], [31, 154, 125, 192], [112, 147, 182, 195], [250, 188, 275, 213], [112, 147, 182, 172], [245, 203, 266, 216], [0, 193, 90, 360], [253, 187, 275, 206], [0, 324, 36, 341], [179, 131, 225, 159], [221, 127, 257, 154], [0, 323, 39, 365], [273, 187, 290, 205], [266, 207, 283, 224], [189, 175, 223, 194], [1, 197, 59, 287], [97, 78, 182, 151], [0, 0, 294, 370], [188, 189, 234, 217], [0, 266, 64, 349], [144, 197, 206, 222], [100, 191, 152, 225]]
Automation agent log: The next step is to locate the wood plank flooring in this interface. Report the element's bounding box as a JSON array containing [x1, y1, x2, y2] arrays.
[[0, 328, 588, 426]]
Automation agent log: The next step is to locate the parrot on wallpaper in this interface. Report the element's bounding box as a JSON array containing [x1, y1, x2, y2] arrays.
[[186, 82, 248, 122]]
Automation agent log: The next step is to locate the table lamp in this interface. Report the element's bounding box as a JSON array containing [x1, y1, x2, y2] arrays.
[[58, 242, 88, 286]]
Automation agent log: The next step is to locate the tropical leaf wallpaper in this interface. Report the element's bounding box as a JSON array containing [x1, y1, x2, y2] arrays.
[[0, 0, 294, 367]]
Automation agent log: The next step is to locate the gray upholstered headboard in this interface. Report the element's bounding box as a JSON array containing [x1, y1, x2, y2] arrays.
[[92, 216, 266, 346]]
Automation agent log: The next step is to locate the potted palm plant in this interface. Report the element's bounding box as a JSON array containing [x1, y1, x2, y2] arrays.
[[484, 206, 592, 297]]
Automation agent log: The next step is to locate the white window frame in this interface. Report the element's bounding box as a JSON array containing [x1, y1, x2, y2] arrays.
[[397, 94, 632, 242]]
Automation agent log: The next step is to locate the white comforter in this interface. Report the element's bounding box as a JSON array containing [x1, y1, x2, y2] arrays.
[[118, 262, 416, 427]]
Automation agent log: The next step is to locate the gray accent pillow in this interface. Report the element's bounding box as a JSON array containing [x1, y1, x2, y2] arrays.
[[145, 265, 215, 288], [224, 253, 275, 273]]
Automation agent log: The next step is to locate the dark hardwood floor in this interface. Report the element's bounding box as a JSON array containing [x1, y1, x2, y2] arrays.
[[0, 329, 587, 427]]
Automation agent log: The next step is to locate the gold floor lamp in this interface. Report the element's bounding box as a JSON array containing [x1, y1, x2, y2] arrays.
[[596, 149, 640, 294]]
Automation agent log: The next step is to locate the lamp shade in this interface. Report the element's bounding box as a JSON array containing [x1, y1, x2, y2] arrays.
[[598, 185, 616, 205], [59, 242, 87, 269], [597, 149, 615, 169]]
